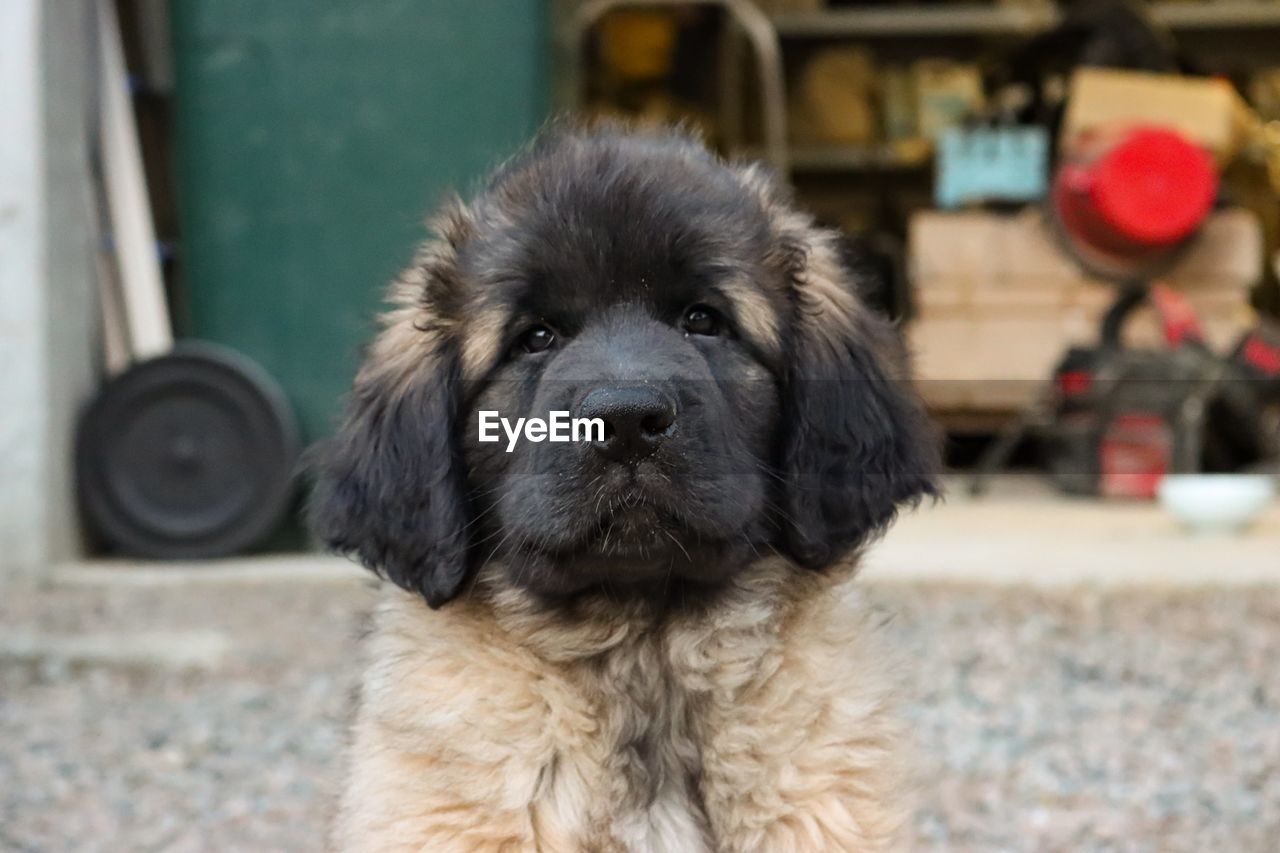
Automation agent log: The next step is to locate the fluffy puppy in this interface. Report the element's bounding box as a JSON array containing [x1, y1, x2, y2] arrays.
[[311, 126, 940, 852]]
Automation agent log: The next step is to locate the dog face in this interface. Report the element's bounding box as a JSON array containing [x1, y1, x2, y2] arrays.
[[311, 128, 939, 608]]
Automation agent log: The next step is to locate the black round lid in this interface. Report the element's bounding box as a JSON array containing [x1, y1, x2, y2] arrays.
[[76, 342, 301, 559]]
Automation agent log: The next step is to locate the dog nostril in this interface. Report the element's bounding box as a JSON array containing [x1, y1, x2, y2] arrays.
[[640, 411, 674, 436], [578, 385, 678, 464]]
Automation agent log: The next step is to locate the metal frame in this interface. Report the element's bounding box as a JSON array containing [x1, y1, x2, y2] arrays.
[[564, 0, 789, 173]]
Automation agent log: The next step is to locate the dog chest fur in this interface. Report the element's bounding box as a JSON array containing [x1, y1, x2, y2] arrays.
[[336, 561, 910, 852]]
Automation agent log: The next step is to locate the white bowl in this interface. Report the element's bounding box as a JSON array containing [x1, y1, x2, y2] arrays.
[[1158, 474, 1276, 534]]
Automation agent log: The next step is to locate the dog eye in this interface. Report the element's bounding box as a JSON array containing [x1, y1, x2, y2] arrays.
[[682, 305, 722, 337], [517, 325, 556, 354]]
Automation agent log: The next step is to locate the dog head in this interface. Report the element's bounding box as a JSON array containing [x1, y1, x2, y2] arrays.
[[310, 127, 939, 607]]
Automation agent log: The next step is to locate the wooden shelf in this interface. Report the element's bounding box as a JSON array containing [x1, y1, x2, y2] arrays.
[[771, 3, 1280, 38], [791, 144, 930, 171], [773, 4, 1053, 37], [739, 144, 932, 171]]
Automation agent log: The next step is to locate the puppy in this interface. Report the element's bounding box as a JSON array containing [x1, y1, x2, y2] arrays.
[[311, 126, 939, 852]]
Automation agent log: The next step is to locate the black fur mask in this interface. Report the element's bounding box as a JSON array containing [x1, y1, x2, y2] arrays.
[[310, 127, 940, 608]]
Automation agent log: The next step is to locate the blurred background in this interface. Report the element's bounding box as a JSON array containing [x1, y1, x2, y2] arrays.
[[2, 0, 1280, 849]]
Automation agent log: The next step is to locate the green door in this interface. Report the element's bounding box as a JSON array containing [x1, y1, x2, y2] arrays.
[[171, 0, 548, 442]]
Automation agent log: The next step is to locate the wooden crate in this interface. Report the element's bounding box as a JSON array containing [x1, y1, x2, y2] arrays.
[[907, 209, 1262, 420]]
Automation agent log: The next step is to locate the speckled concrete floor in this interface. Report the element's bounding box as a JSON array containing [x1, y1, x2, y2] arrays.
[[2, 574, 1277, 852]]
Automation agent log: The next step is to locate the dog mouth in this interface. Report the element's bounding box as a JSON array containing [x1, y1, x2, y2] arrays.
[[588, 502, 686, 558], [523, 489, 696, 562], [498, 482, 763, 597]]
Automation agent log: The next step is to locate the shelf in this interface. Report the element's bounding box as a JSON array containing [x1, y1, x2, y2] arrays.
[[1154, 1, 1280, 28], [771, 3, 1280, 38], [773, 4, 1054, 37], [790, 144, 930, 171], [739, 144, 932, 171]]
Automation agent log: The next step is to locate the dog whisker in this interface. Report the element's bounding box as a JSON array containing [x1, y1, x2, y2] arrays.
[[662, 529, 692, 563]]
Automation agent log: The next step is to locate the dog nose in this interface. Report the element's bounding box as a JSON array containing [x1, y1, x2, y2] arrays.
[[577, 386, 677, 463]]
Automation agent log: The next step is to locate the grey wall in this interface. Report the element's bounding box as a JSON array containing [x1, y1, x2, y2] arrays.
[[0, 0, 99, 580]]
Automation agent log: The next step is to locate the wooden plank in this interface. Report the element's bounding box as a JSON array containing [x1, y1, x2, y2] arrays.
[[96, 0, 171, 359]]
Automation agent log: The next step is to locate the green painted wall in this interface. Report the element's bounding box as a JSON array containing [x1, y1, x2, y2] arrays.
[[171, 1, 548, 442]]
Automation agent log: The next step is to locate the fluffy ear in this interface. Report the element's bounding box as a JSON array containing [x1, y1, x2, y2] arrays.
[[308, 340, 470, 607], [777, 224, 942, 568], [308, 205, 475, 607]]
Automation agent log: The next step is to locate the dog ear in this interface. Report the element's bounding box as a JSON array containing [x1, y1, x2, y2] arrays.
[[775, 220, 941, 568], [308, 206, 474, 608]]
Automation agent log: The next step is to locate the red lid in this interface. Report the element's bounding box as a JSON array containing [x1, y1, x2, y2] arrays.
[[1088, 128, 1217, 248]]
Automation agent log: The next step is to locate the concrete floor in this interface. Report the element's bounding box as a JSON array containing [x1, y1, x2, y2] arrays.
[[37, 474, 1280, 595], [3, 476, 1279, 851], [868, 475, 1280, 587]]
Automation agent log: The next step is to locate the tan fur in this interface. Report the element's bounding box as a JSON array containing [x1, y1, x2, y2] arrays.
[[458, 302, 511, 382], [357, 202, 470, 395], [334, 149, 917, 852], [716, 276, 782, 355], [336, 559, 910, 852], [735, 163, 868, 352], [359, 198, 512, 391]]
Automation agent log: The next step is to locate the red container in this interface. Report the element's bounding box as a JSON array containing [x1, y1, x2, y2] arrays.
[[1053, 126, 1218, 258]]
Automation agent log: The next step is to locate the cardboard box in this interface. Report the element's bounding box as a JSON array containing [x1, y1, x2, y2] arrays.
[[908, 307, 1076, 411], [1062, 68, 1252, 161], [791, 48, 879, 145], [1164, 208, 1265, 290], [910, 209, 1261, 294], [1072, 286, 1253, 352]]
